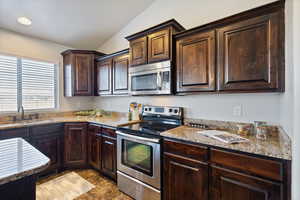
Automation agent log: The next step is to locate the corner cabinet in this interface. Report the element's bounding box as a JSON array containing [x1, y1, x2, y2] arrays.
[[126, 19, 185, 67], [217, 11, 284, 92], [95, 49, 129, 96], [64, 123, 88, 168], [61, 50, 105, 96]]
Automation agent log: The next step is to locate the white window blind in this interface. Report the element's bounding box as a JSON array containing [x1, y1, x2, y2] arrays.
[[22, 59, 57, 110], [0, 54, 57, 112], [0, 55, 18, 112]]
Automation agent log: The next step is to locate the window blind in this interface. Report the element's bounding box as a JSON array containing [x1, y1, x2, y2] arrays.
[[21, 59, 57, 110], [0, 54, 57, 112], [0, 55, 18, 112]]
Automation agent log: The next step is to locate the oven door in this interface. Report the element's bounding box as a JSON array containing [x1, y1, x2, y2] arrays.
[[116, 131, 161, 189]]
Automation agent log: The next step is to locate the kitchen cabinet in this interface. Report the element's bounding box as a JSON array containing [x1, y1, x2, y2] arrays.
[[130, 37, 148, 66], [126, 19, 185, 67], [148, 29, 170, 63], [34, 135, 62, 173], [211, 166, 282, 200], [112, 52, 129, 94], [101, 134, 117, 181], [87, 125, 101, 170], [176, 30, 216, 93], [64, 123, 88, 168], [0, 127, 30, 142], [96, 49, 129, 96], [174, 1, 284, 94], [61, 50, 105, 96], [96, 58, 112, 95], [163, 140, 209, 200], [163, 139, 290, 200], [164, 153, 209, 200], [217, 11, 284, 92]]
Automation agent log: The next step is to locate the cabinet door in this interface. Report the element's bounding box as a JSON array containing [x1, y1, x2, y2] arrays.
[[34, 135, 62, 172], [148, 29, 170, 63], [101, 136, 117, 180], [96, 59, 112, 95], [177, 30, 216, 92], [164, 153, 209, 200], [112, 54, 129, 94], [87, 130, 101, 170], [73, 54, 94, 96], [211, 166, 282, 200], [217, 12, 283, 91], [130, 36, 147, 66], [64, 123, 87, 167]]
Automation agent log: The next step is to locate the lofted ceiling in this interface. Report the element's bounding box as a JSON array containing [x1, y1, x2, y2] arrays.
[[0, 0, 154, 50]]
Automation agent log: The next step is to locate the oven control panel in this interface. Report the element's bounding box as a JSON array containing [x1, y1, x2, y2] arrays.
[[143, 105, 182, 116]]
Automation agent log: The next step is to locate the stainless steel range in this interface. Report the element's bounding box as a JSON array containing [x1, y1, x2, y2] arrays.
[[116, 105, 183, 200]]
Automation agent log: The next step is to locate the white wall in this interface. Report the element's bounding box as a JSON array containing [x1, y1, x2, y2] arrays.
[[98, 0, 276, 53], [0, 28, 94, 112], [95, 0, 285, 127], [292, 0, 300, 199]]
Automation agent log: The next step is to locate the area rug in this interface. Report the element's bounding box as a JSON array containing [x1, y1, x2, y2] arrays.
[[36, 172, 95, 200]]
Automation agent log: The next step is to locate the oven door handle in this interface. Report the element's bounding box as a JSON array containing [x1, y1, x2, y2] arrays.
[[116, 131, 160, 143]]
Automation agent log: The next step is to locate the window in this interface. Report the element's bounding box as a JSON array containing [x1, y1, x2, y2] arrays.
[[0, 54, 57, 112]]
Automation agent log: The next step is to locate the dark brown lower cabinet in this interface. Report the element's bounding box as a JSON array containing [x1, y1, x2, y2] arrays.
[[87, 125, 101, 170], [210, 166, 283, 200], [163, 139, 290, 200], [163, 153, 209, 200], [64, 123, 88, 168], [34, 135, 62, 173], [101, 135, 117, 180]]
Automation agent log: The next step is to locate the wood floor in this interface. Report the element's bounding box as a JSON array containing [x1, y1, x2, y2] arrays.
[[37, 169, 133, 200]]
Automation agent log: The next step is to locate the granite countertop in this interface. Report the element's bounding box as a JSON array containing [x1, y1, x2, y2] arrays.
[[161, 126, 292, 160], [0, 138, 50, 185], [0, 114, 139, 130]]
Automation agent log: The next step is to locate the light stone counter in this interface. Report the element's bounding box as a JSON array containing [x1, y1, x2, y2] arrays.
[[0, 138, 50, 185], [161, 126, 292, 160]]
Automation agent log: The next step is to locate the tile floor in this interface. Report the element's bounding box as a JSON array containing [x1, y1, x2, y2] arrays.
[[37, 169, 133, 200]]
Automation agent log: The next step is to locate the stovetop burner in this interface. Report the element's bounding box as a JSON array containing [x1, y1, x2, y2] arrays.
[[117, 105, 183, 137], [119, 121, 180, 136]]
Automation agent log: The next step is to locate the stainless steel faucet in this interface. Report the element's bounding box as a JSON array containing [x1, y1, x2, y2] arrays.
[[18, 105, 25, 120]]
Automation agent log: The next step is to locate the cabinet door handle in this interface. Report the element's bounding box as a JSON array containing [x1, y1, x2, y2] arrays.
[[104, 141, 113, 145]]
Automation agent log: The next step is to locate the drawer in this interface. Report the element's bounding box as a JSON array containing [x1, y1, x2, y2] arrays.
[[88, 124, 101, 133], [31, 123, 64, 137], [210, 149, 283, 181], [0, 127, 29, 139], [102, 127, 116, 138], [163, 139, 208, 162]]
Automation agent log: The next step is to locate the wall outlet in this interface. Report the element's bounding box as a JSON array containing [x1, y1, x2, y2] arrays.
[[233, 105, 242, 117]]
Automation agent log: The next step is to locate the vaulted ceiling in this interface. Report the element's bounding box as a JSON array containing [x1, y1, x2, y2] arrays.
[[0, 0, 154, 49]]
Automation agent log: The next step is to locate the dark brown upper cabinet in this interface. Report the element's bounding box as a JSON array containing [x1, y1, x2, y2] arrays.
[[217, 11, 284, 92], [174, 1, 284, 94], [126, 19, 185, 67], [130, 36, 148, 66], [96, 58, 112, 95], [148, 29, 170, 63], [112, 53, 129, 94], [176, 30, 216, 93], [95, 49, 129, 96], [61, 50, 105, 96]]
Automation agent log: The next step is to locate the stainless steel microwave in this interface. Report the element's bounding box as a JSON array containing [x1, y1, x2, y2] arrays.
[[129, 60, 171, 95]]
